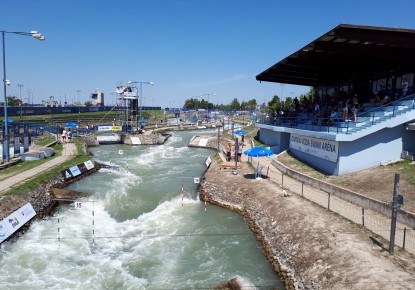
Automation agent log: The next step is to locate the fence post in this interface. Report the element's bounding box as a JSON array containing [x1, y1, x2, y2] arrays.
[[362, 208, 365, 226], [389, 173, 401, 255], [328, 192, 331, 210], [301, 181, 304, 196], [281, 173, 284, 188], [403, 227, 407, 250]]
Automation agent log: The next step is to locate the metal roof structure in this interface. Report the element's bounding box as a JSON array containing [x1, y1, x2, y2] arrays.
[[256, 24, 415, 87]]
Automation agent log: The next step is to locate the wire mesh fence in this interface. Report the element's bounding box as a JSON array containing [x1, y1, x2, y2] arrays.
[[264, 167, 415, 256]]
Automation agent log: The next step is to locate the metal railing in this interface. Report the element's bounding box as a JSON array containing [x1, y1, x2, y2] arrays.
[[259, 94, 415, 135]]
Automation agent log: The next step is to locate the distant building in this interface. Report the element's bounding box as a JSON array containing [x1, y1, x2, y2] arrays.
[[91, 89, 104, 106]]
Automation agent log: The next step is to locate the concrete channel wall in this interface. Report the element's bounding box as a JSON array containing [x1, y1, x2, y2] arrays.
[[271, 159, 415, 229]]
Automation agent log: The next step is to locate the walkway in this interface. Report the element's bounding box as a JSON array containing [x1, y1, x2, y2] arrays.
[[0, 143, 77, 194]]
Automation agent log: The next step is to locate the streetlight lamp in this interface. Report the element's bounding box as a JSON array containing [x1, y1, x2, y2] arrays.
[[128, 81, 154, 129], [2, 30, 45, 162], [201, 93, 216, 116]]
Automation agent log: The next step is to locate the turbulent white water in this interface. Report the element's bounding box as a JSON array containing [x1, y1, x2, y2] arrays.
[[0, 130, 282, 290]]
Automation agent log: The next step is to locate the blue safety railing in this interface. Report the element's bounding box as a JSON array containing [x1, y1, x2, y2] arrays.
[[259, 94, 415, 135]]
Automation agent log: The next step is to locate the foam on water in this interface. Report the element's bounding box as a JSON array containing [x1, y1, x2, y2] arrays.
[[0, 131, 281, 290]]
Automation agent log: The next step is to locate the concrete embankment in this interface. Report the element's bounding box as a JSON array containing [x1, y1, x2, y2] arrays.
[[199, 155, 415, 290], [199, 158, 296, 290]]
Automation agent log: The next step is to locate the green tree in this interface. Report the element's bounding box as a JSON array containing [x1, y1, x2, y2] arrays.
[[229, 98, 240, 110], [246, 98, 257, 111], [84, 101, 93, 107], [6, 95, 22, 107], [183, 98, 197, 109], [268, 95, 281, 112]]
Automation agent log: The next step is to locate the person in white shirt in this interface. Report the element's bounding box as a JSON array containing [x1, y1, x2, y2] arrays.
[[61, 129, 67, 143]]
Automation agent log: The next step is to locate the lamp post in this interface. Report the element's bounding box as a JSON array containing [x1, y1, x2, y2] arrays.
[[2, 30, 45, 162], [18, 83, 23, 118], [76, 89, 81, 106], [128, 81, 154, 130], [201, 93, 216, 116]]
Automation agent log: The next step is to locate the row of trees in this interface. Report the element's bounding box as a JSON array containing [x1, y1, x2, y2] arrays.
[[182, 87, 315, 113], [266, 88, 315, 113], [183, 97, 257, 111]]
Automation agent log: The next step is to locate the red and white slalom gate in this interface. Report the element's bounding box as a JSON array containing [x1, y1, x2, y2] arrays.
[[179, 176, 207, 211]]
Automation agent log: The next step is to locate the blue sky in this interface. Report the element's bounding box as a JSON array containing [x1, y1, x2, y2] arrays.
[[1, 0, 415, 108]]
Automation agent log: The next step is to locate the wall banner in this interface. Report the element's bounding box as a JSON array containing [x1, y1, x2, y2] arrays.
[[23, 122, 29, 153], [289, 134, 339, 163], [130, 137, 141, 145], [97, 126, 122, 131], [61, 160, 95, 180], [13, 122, 20, 155], [0, 203, 36, 244]]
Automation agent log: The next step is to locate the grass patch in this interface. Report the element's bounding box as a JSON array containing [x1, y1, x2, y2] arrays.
[[0, 143, 63, 180], [3, 141, 90, 196], [33, 136, 56, 146], [392, 159, 415, 186], [253, 139, 266, 147]]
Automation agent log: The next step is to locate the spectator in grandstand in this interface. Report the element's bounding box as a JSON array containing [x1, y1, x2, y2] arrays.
[[314, 102, 320, 116], [342, 99, 350, 121], [294, 97, 300, 111], [351, 106, 358, 122], [373, 92, 381, 104], [329, 109, 337, 126], [381, 95, 391, 105], [402, 78, 409, 96], [352, 95, 359, 107]]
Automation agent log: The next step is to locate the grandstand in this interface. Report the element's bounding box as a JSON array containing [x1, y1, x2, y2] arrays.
[[256, 24, 415, 175]]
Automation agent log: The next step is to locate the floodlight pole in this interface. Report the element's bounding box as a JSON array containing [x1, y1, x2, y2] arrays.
[[2, 30, 45, 162], [128, 81, 154, 131], [2, 31, 8, 162], [201, 93, 216, 119]]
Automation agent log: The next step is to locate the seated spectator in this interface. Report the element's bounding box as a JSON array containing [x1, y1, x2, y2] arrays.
[[381, 95, 391, 105], [374, 92, 381, 104], [314, 102, 320, 116], [353, 95, 359, 107]]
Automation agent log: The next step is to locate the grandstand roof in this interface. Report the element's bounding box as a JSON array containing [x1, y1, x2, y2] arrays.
[[256, 24, 415, 87]]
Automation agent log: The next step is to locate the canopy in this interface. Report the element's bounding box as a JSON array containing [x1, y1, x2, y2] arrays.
[[139, 120, 149, 125], [2, 119, 15, 123], [234, 129, 247, 136], [64, 122, 78, 128], [244, 146, 273, 179], [244, 147, 273, 157], [256, 24, 415, 87]]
